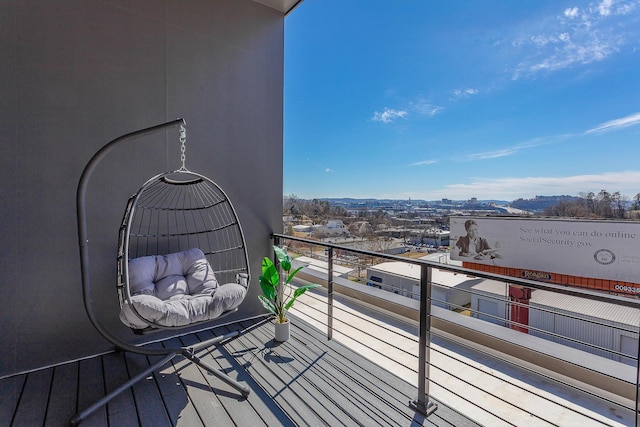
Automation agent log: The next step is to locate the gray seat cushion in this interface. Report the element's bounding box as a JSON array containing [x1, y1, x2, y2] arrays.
[[119, 248, 246, 329]]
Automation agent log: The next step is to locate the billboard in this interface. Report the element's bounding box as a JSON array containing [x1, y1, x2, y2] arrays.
[[450, 217, 640, 284]]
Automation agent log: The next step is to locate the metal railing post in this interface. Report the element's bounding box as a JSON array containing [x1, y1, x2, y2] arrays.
[[410, 264, 438, 416], [327, 247, 334, 340]]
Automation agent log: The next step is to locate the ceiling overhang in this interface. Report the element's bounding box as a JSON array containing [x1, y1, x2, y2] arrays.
[[252, 0, 303, 15]]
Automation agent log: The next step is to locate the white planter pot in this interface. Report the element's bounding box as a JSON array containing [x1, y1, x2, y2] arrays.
[[274, 319, 290, 342]]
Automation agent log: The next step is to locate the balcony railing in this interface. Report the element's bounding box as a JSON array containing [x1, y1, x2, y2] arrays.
[[273, 233, 640, 426]]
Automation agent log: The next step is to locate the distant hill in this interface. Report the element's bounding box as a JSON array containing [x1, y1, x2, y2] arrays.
[[319, 197, 512, 205], [509, 195, 579, 213], [317, 196, 571, 206]]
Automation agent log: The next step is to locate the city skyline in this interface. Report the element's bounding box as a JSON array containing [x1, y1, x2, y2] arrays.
[[284, 0, 640, 201]]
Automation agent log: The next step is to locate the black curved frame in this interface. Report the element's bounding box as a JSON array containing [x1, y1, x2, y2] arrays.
[[74, 119, 250, 425]]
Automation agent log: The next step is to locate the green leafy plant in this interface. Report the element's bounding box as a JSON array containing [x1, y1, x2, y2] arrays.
[[258, 245, 320, 324]]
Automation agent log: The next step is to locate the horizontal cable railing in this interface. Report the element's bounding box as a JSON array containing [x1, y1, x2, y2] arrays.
[[273, 233, 640, 426]]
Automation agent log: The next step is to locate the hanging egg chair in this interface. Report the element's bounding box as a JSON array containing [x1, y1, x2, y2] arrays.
[[74, 119, 251, 425], [117, 165, 249, 334]]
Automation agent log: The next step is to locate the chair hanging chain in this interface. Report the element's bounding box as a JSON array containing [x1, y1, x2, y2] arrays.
[[179, 124, 187, 171]]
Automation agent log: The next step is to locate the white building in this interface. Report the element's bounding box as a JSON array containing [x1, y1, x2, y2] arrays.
[[327, 220, 346, 229], [291, 256, 354, 281], [311, 220, 349, 237], [293, 224, 313, 233], [470, 281, 640, 365], [365, 256, 473, 310]]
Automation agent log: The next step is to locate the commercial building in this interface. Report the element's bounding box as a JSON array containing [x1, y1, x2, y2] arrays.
[[470, 280, 639, 365]]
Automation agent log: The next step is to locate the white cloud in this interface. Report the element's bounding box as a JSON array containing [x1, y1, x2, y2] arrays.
[[372, 99, 442, 123], [410, 99, 443, 116], [510, 0, 637, 79], [463, 134, 570, 161], [514, 35, 617, 78], [452, 88, 479, 99], [465, 148, 519, 160], [421, 171, 640, 200], [615, 3, 636, 14], [408, 159, 438, 167], [598, 0, 613, 16], [306, 157, 336, 174], [585, 111, 640, 133], [371, 108, 408, 123], [564, 7, 579, 18], [530, 34, 555, 47], [595, 0, 636, 17]]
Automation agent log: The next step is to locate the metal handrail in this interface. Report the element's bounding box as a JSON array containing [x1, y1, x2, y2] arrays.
[[274, 233, 640, 308], [272, 232, 640, 424]]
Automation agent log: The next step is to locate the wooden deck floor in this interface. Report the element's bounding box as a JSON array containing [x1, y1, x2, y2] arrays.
[[1, 316, 479, 427]]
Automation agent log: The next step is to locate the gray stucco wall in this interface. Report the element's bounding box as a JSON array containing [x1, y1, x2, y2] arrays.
[[0, 0, 283, 377]]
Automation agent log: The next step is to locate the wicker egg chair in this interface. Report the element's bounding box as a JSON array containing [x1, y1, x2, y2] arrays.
[[74, 119, 251, 425]]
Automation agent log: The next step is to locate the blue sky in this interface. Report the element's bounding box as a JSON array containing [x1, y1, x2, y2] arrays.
[[283, 0, 640, 201]]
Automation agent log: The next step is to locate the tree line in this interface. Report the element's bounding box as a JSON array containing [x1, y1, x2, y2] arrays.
[[543, 190, 640, 219], [283, 194, 392, 238], [283, 195, 348, 220]]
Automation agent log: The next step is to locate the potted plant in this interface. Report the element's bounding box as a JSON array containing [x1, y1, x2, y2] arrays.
[[258, 245, 320, 341]]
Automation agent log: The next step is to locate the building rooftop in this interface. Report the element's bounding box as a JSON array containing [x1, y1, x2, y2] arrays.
[[368, 259, 469, 290]]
